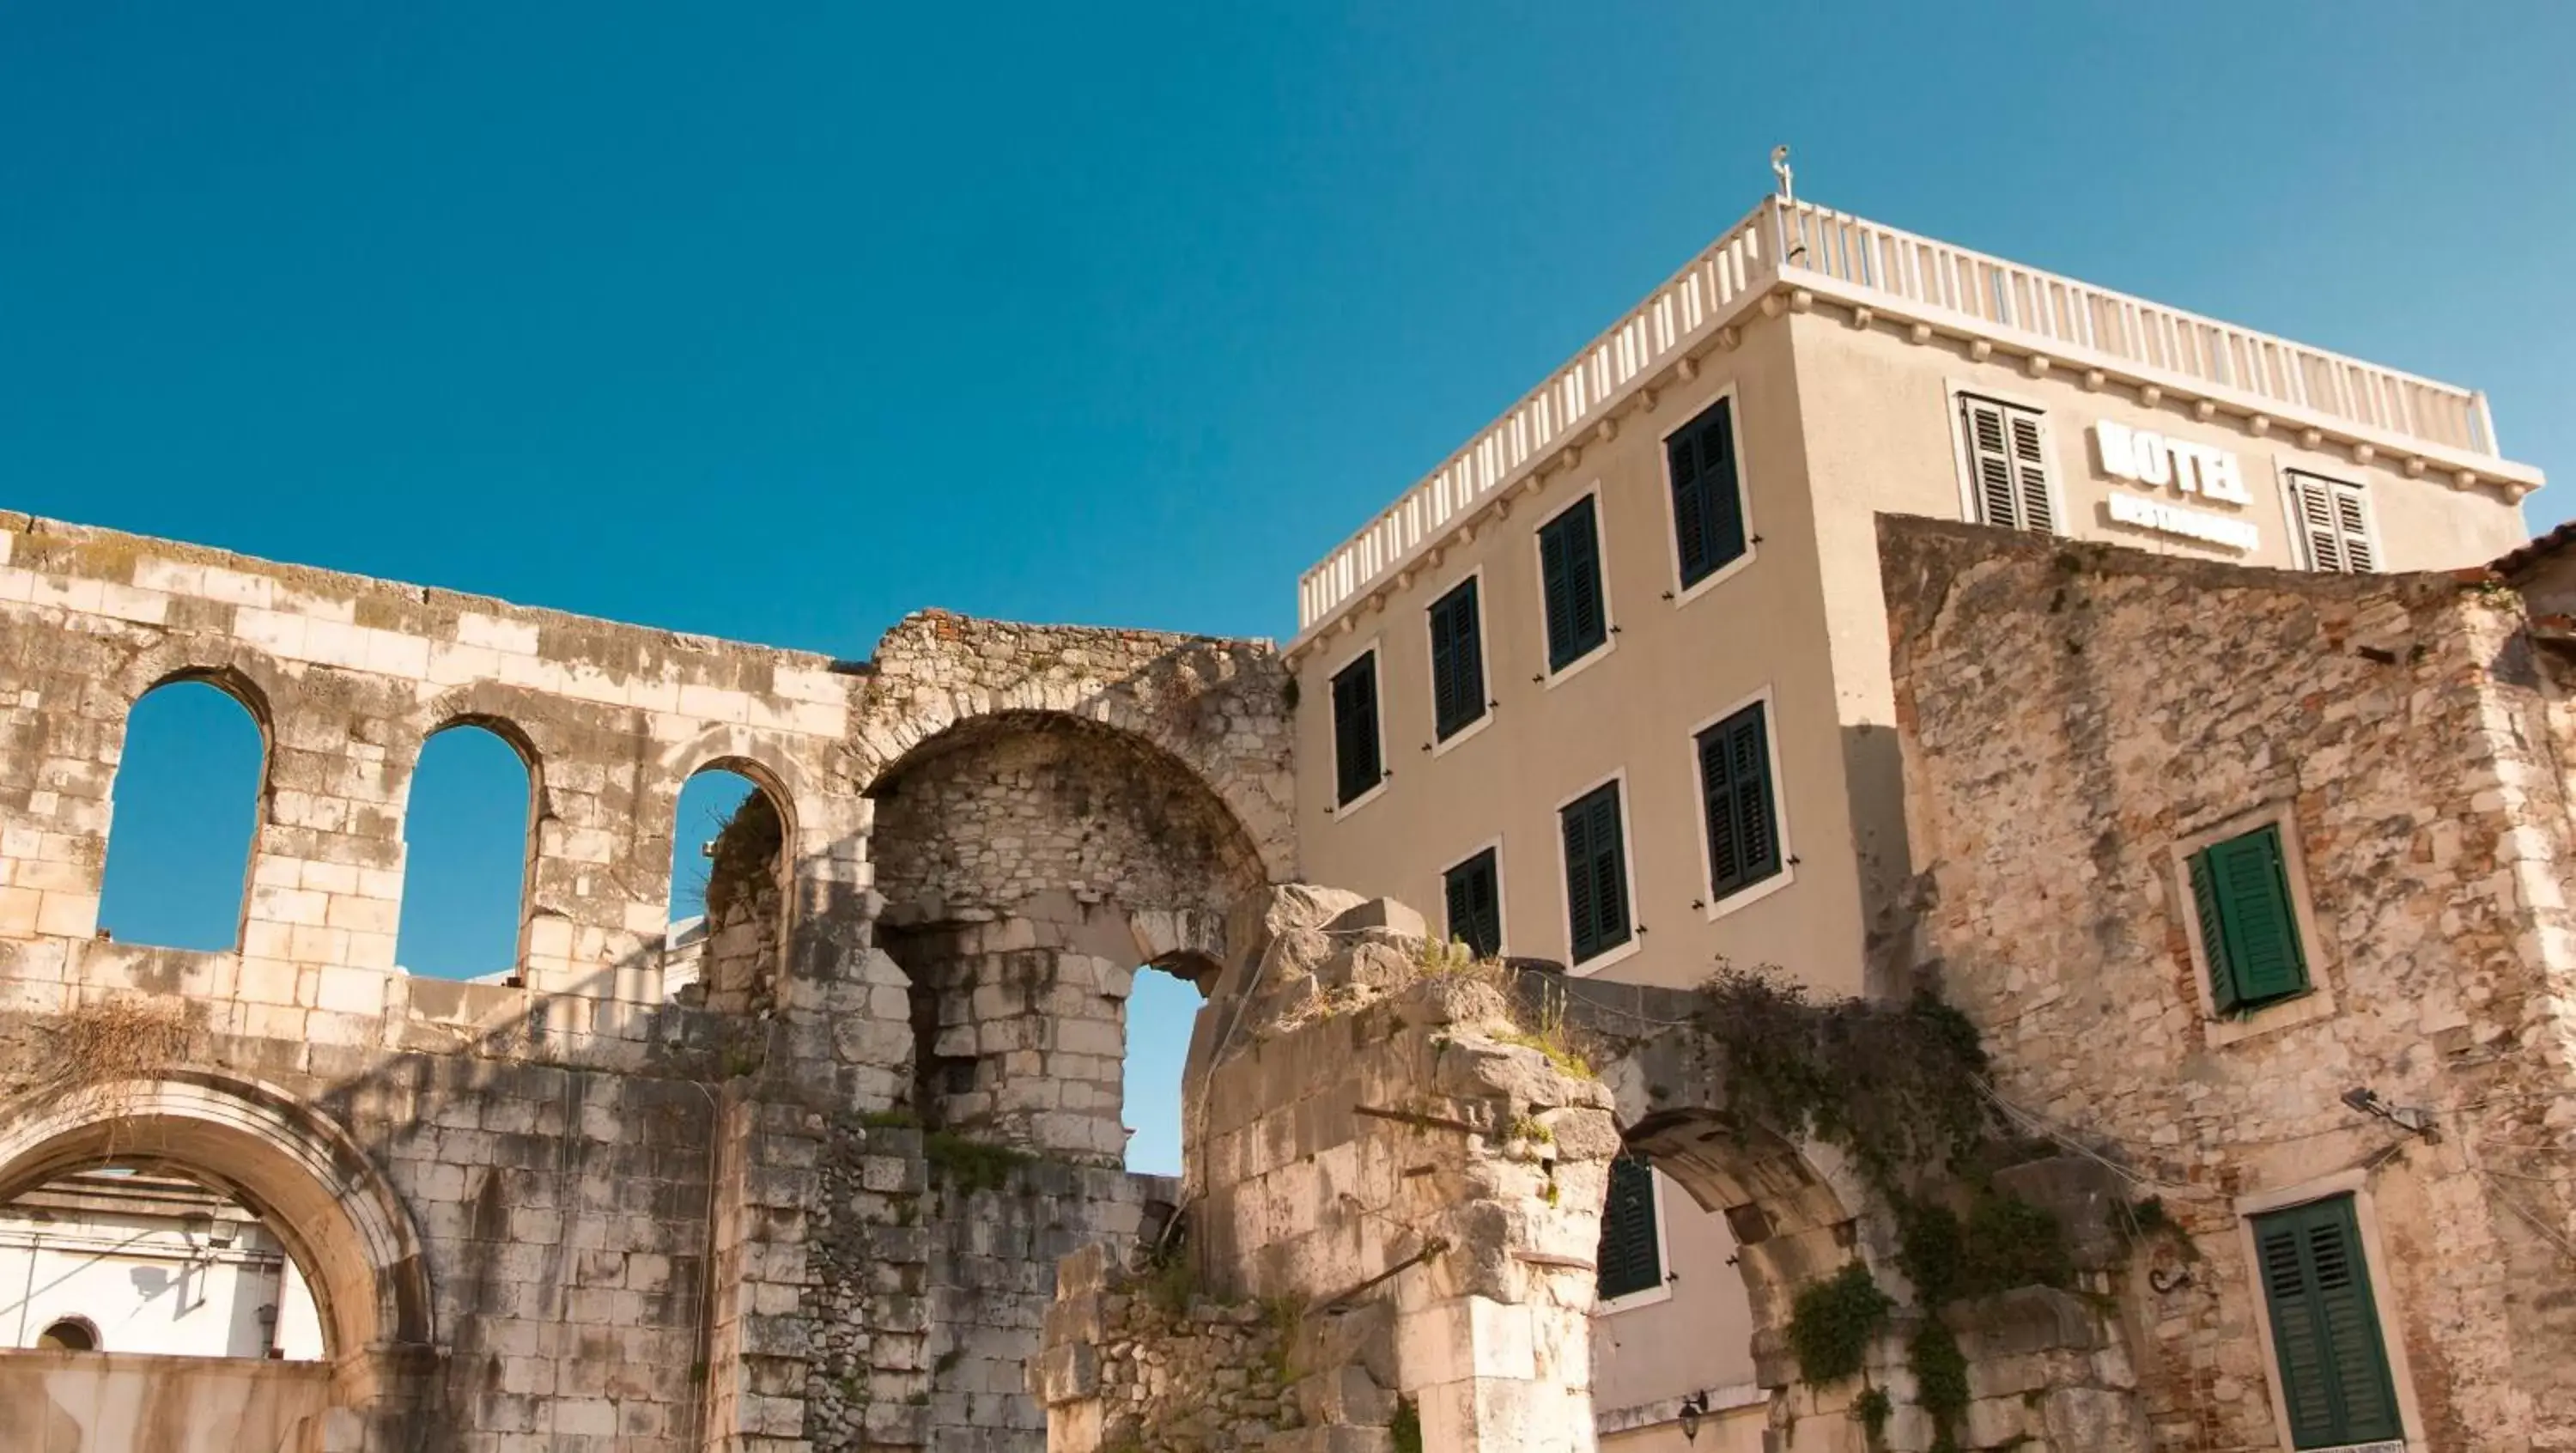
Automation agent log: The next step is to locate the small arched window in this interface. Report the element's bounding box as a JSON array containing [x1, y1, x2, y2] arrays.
[[37, 1316, 99, 1353], [97, 679, 264, 950], [667, 767, 787, 1011], [394, 723, 535, 979]]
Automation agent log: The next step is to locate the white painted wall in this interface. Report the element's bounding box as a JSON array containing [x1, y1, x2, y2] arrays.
[[1, 1206, 321, 1360]]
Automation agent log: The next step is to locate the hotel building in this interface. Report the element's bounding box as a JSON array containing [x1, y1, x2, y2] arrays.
[[1278, 189, 2544, 1450]]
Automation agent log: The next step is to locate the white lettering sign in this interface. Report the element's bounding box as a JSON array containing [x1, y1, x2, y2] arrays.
[[2094, 420, 2252, 505], [2107, 492, 2259, 551]]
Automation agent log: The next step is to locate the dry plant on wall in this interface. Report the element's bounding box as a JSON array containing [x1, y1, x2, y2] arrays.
[[35, 996, 200, 1156]]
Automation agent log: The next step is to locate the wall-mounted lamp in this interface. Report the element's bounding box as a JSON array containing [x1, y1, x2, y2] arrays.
[[2341, 1086, 2439, 1142], [1678, 1390, 1709, 1444]]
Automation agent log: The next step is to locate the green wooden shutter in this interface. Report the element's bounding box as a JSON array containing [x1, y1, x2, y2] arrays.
[[1542, 498, 1607, 671], [1698, 401, 1747, 574], [2191, 826, 2307, 1011], [1429, 579, 1485, 741], [1597, 1154, 1663, 1299], [1562, 784, 1628, 963], [1443, 848, 1501, 958], [2254, 1197, 2402, 1447], [1561, 799, 1599, 958], [1698, 705, 1782, 900], [1587, 787, 1629, 953], [2188, 851, 2241, 1014], [1670, 399, 1747, 590], [1331, 654, 1382, 807], [1668, 430, 1710, 584]]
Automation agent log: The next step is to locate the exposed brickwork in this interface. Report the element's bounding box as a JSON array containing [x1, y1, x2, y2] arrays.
[[1884, 516, 2576, 1450]]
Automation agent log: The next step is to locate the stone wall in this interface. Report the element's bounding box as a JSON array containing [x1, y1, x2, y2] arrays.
[[1882, 515, 2576, 1450], [0, 512, 1294, 1453], [1042, 889, 1623, 1453]]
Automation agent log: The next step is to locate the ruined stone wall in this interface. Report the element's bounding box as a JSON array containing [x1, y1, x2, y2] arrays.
[[1882, 516, 2576, 1450], [0, 513, 1295, 1453], [1042, 889, 1621, 1453]]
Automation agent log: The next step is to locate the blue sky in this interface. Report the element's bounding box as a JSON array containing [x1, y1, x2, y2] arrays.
[[14, 3, 2573, 1173]]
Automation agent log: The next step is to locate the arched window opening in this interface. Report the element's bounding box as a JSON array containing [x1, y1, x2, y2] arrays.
[[394, 724, 534, 980], [1, 1165, 323, 1360], [666, 768, 787, 1012], [96, 680, 264, 951], [1121, 963, 1209, 1176]]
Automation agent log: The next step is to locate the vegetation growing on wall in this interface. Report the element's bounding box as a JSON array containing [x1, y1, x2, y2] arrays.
[[1707, 967, 2070, 1451]]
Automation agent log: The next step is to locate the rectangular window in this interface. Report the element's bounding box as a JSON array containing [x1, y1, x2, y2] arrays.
[[1558, 781, 1631, 964], [2252, 1196, 2403, 1448], [1698, 702, 1783, 901], [2287, 471, 2378, 575], [1538, 495, 1609, 672], [1442, 847, 1502, 959], [1427, 578, 1488, 741], [2188, 824, 2309, 1014], [1596, 1153, 1663, 1301], [1668, 397, 1749, 590], [1330, 651, 1382, 808], [1959, 395, 2056, 533]]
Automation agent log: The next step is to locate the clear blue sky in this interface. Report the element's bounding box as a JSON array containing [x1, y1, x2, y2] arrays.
[[14, 3, 2573, 1173]]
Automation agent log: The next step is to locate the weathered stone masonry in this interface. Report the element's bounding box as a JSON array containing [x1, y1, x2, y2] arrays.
[[0, 510, 1291, 1452], [1883, 517, 2576, 1450]]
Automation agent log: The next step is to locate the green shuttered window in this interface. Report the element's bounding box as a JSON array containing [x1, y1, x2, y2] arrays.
[[1959, 395, 2056, 533], [2253, 1196, 2402, 1448], [1330, 652, 1382, 808], [1596, 1154, 1662, 1301], [1668, 397, 1748, 589], [1698, 702, 1782, 900], [2188, 824, 2309, 1013], [1559, 781, 1631, 964], [1539, 495, 1608, 672], [1428, 578, 1487, 741], [1443, 848, 1502, 959]]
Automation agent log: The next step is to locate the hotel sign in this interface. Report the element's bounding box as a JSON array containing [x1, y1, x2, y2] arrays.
[[2093, 421, 2259, 552]]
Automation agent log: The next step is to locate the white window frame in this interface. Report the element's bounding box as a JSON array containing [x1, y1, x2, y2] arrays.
[[1942, 380, 2069, 536], [1685, 685, 1796, 921], [1662, 381, 1759, 609], [1534, 483, 1618, 690], [2276, 465, 2385, 575], [1325, 635, 1390, 820], [1438, 836, 1508, 958], [2233, 1171, 2427, 1453], [1553, 768, 1642, 977], [1425, 565, 1495, 759], [2169, 799, 2339, 1049], [1595, 1163, 1676, 1315]]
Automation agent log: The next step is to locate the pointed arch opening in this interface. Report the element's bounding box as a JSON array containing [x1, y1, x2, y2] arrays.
[[393, 720, 536, 981], [96, 678, 267, 951]]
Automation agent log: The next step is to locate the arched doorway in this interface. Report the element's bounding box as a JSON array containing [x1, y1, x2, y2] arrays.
[[0, 1073, 434, 1418], [864, 711, 1263, 1163]]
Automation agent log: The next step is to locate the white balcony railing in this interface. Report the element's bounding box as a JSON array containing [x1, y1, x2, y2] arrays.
[[1294, 197, 2508, 638]]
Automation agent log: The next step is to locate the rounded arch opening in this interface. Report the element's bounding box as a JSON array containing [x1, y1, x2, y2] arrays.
[[0, 1075, 433, 1378], [666, 761, 794, 1013], [96, 675, 270, 951], [36, 1317, 97, 1353], [394, 719, 539, 981], [866, 711, 1262, 1162], [4, 1164, 324, 1360]]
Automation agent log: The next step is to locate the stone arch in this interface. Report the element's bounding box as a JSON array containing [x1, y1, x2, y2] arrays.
[[111, 646, 289, 736], [854, 611, 1296, 881], [1589, 1018, 1880, 1425], [866, 710, 1267, 1161], [0, 1071, 434, 1396]]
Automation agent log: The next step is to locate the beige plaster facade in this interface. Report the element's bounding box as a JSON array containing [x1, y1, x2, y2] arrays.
[[1285, 195, 2544, 1442]]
